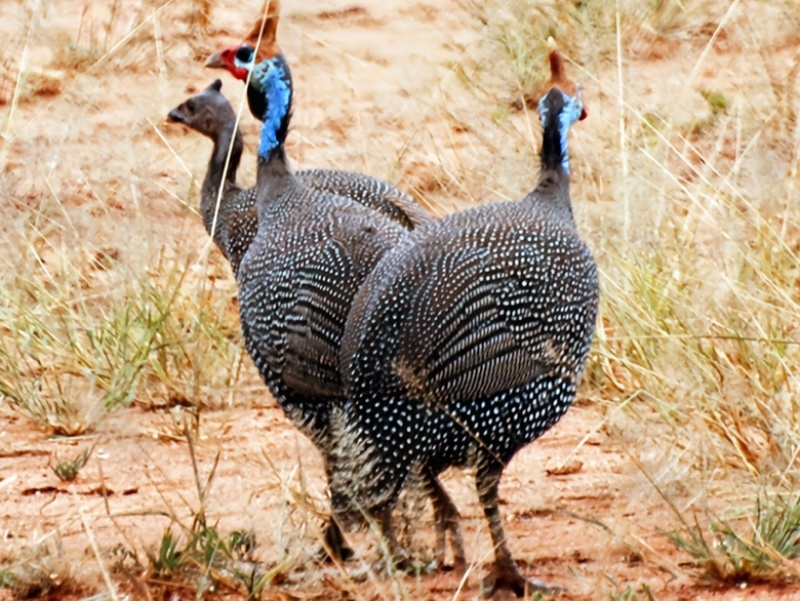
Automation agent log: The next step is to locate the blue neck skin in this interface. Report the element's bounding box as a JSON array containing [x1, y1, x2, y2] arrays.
[[537, 88, 583, 175], [238, 53, 292, 159]]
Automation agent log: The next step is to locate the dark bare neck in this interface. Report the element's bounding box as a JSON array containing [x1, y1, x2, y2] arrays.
[[200, 122, 243, 232]]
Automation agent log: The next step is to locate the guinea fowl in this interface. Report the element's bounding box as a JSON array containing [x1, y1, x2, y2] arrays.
[[167, 79, 256, 276], [166, 81, 426, 274], [330, 44, 598, 596], [235, 48, 464, 567], [204, 2, 430, 231]]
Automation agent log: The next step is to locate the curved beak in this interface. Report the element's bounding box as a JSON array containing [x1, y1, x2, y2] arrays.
[[166, 108, 183, 123], [205, 51, 225, 69]]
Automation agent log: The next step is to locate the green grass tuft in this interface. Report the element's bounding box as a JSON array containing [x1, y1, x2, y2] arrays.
[[668, 492, 800, 584], [50, 445, 94, 482]]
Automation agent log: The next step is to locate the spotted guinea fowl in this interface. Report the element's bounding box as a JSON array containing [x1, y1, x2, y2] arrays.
[[167, 80, 428, 275], [166, 79, 256, 276], [204, 2, 430, 231], [330, 43, 598, 596], [236, 48, 464, 567]]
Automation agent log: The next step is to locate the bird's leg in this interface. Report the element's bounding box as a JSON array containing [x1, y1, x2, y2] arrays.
[[321, 518, 355, 562], [378, 506, 415, 572], [423, 469, 466, 572], [320, 449, 355, 563], [476, 465, 562, 598]]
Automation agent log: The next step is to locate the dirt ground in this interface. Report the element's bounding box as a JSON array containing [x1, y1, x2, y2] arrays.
[[1, 0, 799, 599], [5, 402, 800, 600]]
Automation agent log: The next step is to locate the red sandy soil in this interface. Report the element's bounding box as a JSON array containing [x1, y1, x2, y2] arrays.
[[4, 401, 800, 599]]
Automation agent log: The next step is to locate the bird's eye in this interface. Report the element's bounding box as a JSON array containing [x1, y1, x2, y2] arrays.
[[235, 46, 254, 63], [186, 100, 196, 114]]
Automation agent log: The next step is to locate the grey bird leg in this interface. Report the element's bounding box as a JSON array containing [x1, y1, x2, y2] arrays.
[[379, 505, 415, 572], [476, 465, 562, 598], [321, 519, 354, 562], [424, 470, 466, 571], [321, 457, 355, 562]]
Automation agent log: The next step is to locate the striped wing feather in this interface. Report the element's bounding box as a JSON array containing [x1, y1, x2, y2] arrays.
[[395, 246, 550, 404], [282, 238, 361, 398]]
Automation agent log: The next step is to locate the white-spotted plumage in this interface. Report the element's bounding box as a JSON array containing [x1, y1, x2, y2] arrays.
[[331, 62, 598, 595], [168, 80, 430, 278], [231, 53, 462, 566]]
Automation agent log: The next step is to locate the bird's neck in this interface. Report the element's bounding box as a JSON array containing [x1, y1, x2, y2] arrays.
[[256, 57, 292, 159], [539, 106, 572, 176], [527, 170, 574, 227], [527, 108, 576, 228], [256, 146, 294, 218], [200, 122, 243, 229], [246, 84, 267, 123], [258, 112, 285, 159], [254, 55, 295, 216]]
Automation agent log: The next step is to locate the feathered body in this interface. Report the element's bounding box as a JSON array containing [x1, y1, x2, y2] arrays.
[[330, 48, 598, 595], [167, 81, 428, 275], [235, 53, 462, 565], [333, 187, 598, 509], [238, 165, 408, 447]]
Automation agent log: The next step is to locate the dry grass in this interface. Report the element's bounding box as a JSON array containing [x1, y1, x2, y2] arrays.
[[1, 0, 800, 598], [0, 254, 250, 434], [429, 0, 800, 586], [496, 0, 800, 585], [666, 491, 800, 584], [0, 534, 85, 599]]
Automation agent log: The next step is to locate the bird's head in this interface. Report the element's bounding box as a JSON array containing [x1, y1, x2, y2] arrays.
[[537, 38, 587, 128], [166, 79, 235, 140], [204, 46, 249, 81], [205, 42, 278, 89], [205, 4, 281, 80]]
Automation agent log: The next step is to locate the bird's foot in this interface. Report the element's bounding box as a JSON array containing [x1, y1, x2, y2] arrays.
[[482, 559, 564, 598], [432, 551, 467, 576], [448, 534, 467, 575], [435, 528, 467, 574], [316, 543, 355, 563]]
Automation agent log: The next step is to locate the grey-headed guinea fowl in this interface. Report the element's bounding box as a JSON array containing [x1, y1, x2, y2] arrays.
[[204, 0, 430, 231], [167, 80, 426, 272], [330, 44, 598, 597], [235, 48, 464, 566], [167, 79, 256, 276]]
